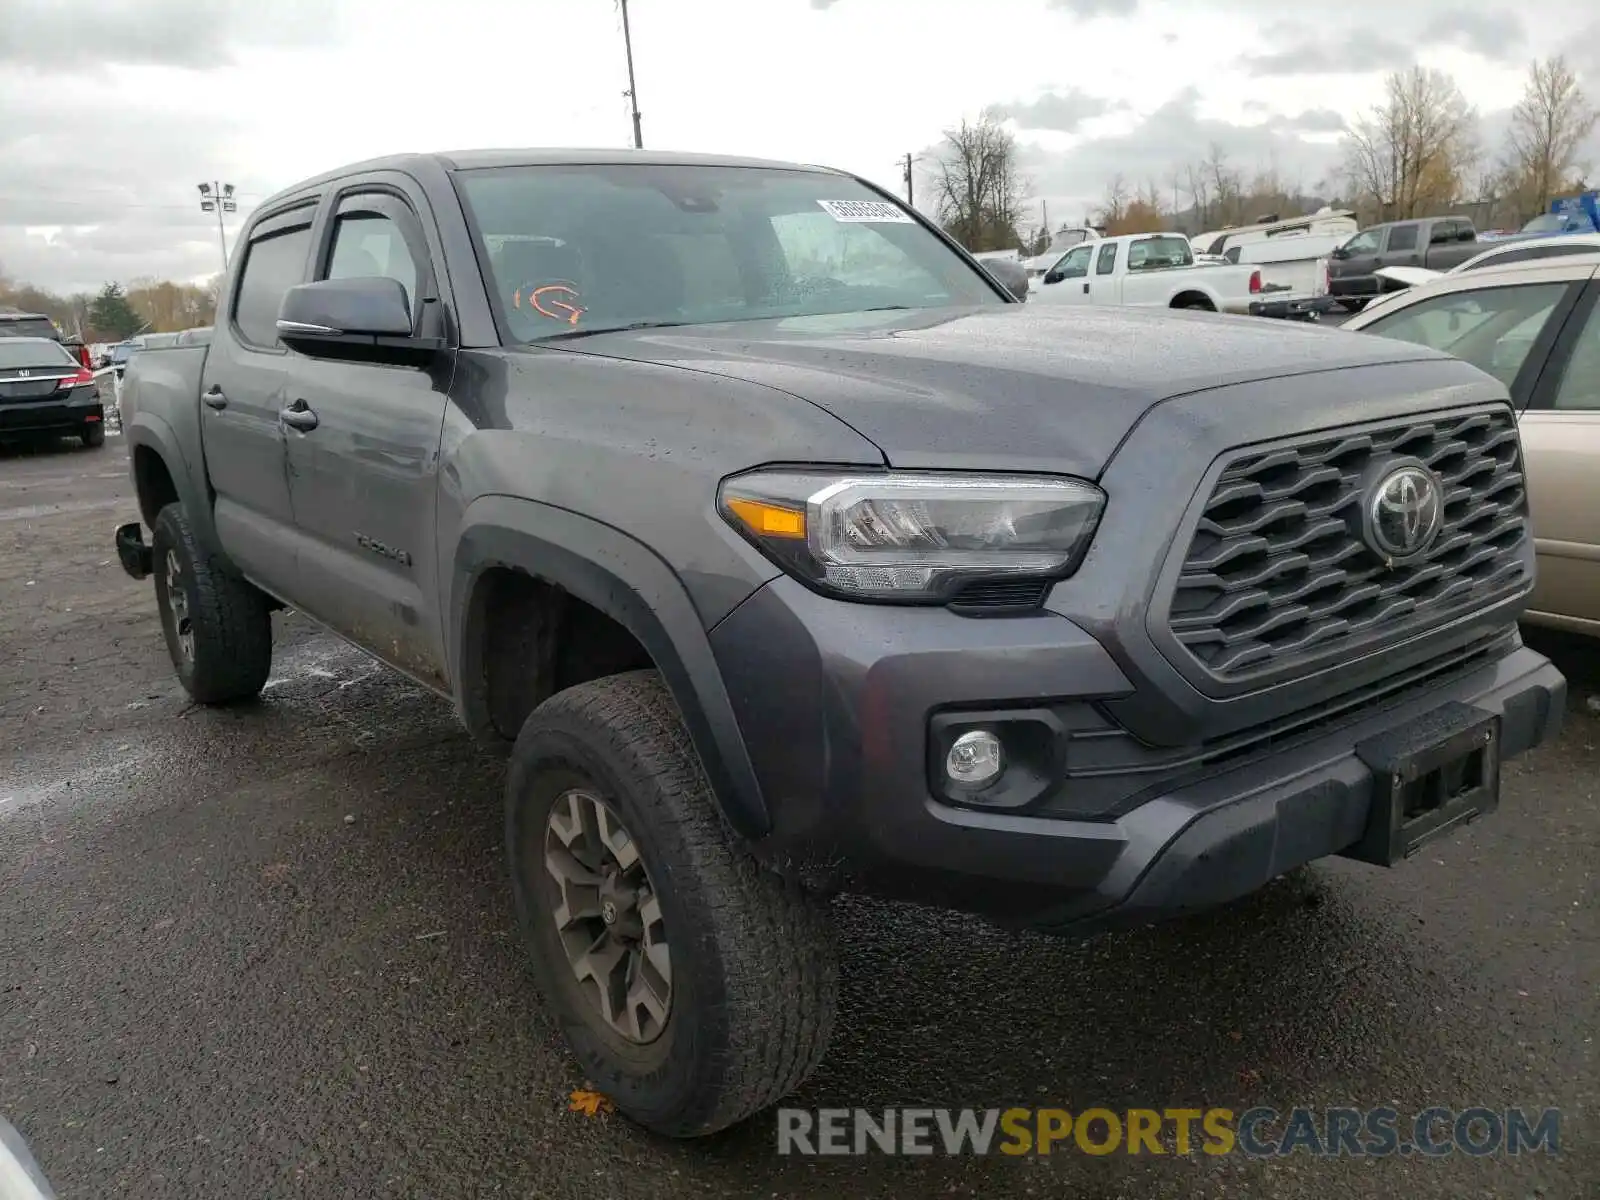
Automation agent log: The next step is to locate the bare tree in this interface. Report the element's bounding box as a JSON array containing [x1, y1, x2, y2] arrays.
[[1505, 56, 1599, 217], [932, 116, 1029, 252], [1342, 66, 1479, 221], [1097, 174, 1130, 228], [1203, 143, 1243, 226], [1183, 162, 1213, 230]]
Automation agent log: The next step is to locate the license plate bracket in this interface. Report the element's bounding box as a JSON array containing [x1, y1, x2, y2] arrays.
[[1344, 702, 1501, 867]]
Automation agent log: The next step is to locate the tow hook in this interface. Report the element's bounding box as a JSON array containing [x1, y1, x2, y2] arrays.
[[115, 522, 153, 580]]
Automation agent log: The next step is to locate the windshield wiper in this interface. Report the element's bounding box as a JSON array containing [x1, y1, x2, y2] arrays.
[[538, 320, 694, 342]]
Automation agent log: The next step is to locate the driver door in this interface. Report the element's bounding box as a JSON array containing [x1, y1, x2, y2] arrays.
[[280, 183, 456, 689], [1033, 244, 1094, 304]]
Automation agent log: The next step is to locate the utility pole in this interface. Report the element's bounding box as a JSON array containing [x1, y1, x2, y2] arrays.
[[197, 181, 236, 273], [902, 152, 914, 207], [620, 0, 643, 149]]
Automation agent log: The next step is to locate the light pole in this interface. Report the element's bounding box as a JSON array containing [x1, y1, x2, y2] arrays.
[[620, 0, 643, 148], [197, 182, 237, 273]]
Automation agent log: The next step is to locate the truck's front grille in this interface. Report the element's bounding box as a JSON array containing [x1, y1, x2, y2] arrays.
[[1163, 407, 1528, 684]]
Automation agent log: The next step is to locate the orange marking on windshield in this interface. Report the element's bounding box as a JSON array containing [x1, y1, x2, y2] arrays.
[[532, 284, 585, 326]]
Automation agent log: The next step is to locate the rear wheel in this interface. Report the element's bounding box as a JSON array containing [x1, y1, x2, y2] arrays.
[[506, 670, 838, 1137], [81, 424, 105, 448], [1338, 298, 1368, 313], [151, 502, 273, 704]]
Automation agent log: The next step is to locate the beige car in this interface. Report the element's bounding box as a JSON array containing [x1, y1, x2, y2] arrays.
[[1346, 258, 1600, 635]]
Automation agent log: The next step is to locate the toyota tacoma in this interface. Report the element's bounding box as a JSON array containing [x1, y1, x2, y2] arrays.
[[113, 150, 1565, 1137]]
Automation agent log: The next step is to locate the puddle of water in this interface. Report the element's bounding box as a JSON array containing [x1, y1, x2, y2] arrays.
[[0, 497, 125, 523], [0, 742, 160, 819]]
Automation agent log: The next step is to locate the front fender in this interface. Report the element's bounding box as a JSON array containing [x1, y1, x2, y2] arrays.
[[450, 495, 770, 838]]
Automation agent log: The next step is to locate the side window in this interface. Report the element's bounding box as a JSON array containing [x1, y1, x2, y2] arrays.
[[1095, 243, 1118, 275], [1472, 244, 1600, 272], [1386, 224, 1419, 252], [325, 210, 420, 313], [1548, 298, 1600, 411], [1056, 245, 1094, 278], [1361, 282, 1571, 389], [1343, 230, 1381, 255], [232, 223, 313, 348]]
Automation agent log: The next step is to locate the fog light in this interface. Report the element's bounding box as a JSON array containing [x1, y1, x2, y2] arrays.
[[946, 729, 1003, 787]]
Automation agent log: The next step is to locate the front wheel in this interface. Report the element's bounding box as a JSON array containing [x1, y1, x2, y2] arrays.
[[150, 502, 273, 704], [506, 670, 838, 1137]]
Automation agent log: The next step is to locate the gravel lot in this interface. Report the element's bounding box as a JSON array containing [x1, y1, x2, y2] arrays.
[[1, 433, 1595, 1198]]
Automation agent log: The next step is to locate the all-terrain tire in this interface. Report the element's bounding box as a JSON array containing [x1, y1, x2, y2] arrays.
[[506, 669, 838, 1137], [150, 501, 273, 704], [81, 424, 105, 448]]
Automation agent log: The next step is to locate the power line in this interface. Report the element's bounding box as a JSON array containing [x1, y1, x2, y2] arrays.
[[10, 183, 266, 201], [0, 195, 257, 214]]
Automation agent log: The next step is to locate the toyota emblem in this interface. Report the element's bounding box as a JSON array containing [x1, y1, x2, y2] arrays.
[[1364, 464, 1444, 563]]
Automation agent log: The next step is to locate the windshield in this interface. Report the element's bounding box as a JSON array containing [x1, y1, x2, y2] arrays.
[[1520, 214, 1567, 234], [455, 164, 1004, 342], [0, 340, 76, 370], [1045, 229, 1088, 255], [0, 316, 58, 340]]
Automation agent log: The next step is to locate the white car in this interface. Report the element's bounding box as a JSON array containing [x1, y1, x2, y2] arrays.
[[1344, 256, 1600, 635], [1029, 232, 1261, 314]]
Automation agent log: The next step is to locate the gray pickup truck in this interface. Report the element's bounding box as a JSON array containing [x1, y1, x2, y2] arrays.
[[114, 149, 1564, 1137], [1329, 216, 1481, 309]]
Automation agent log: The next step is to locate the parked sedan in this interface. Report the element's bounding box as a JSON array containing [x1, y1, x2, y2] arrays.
[[1345, 258, 1600, 636], [0, 335, 106, 447]]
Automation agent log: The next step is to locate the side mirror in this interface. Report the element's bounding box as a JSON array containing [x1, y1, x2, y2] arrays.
[[979, 258, 1030, 302], [1330, 246, 1350, 260], [1043, 269, 1064, 285], [276, 277, 441, 363]]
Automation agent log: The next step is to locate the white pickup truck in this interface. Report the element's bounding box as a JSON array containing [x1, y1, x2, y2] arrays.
[[1029, 232, 1262, 313]]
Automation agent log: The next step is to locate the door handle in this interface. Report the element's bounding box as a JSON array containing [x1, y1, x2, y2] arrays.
[[203, 387, 228, 411], [280, 400, 319, 432], [1083, 283, 1091, 294]]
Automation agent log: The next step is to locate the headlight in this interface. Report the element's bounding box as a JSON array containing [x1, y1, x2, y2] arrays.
[[718, 469, 1104, 603]]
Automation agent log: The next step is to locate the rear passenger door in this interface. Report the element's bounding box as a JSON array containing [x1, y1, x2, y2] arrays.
[[200, 202, 316, 593], [1381, 222, 1421, 271], [280, 181, 456, 690]]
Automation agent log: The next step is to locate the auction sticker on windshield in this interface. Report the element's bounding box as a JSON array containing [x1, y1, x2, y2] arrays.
[[818, 199, 915, 223]]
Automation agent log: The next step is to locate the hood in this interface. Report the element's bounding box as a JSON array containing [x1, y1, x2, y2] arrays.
[[551, 306, 1447, 476], [1376, 265, 1442, 288]]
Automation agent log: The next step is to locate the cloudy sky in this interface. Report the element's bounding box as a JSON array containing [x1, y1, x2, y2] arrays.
[[1, 0, 1595, 295]]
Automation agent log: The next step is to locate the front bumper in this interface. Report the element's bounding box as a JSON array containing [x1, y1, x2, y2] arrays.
[[0, 394, 103, 435], [711, 577, 1565, 932]]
